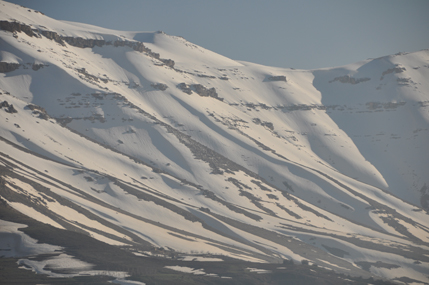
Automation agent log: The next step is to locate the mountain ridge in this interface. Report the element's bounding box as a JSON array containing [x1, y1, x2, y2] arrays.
[[1, 1, 428, 284]]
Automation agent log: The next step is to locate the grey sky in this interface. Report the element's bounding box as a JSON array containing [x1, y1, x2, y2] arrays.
[[6, 0, 429, 69]]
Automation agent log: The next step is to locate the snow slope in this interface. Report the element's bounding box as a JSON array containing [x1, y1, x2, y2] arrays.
[[1, 1, 428, 283]]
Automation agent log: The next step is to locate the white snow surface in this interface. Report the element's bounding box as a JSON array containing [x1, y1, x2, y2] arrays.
[[0, 1, 429, 283], [0, 219, 61, 257]]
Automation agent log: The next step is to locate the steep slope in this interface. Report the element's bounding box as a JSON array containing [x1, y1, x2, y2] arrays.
[[1, 1, 428, 283]]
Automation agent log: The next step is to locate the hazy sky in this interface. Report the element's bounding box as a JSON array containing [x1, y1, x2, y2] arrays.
[[6, 0, 429, 69]]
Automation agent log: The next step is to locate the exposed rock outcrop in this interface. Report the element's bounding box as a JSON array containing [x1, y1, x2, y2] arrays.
[[366, 101, 406, 110], [40, 30, 65, 45], [63, 37, 105, 48], [192, 84, 219, 99], [6, 104, 17, 113], [267, 75, 287, 82], [329, 75, 370, 84], [380, 66, 406, 80], [151, 83, 168, 91], [0, 20, 36, 37], [177, 83, 222, 101], [0, 20, 175, 68], [32, 63, 46, 71], [27, 104, 49, 119], [3, 102, 17, 113], [0, 62, 20, 73], [253, 118, 274, 130], [76, 68, 100, 82], [160, 58, 175, 68], [177, 83, 192, 94]]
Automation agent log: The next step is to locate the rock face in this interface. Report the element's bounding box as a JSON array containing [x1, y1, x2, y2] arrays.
[[27, 104, 48, 119], [0, 62, 20, 73], [380, 66, 406, 80], [177, 83, 192, 94], [32, 63, 46, 71], [63, 37, 105, 48], [329, 75, 370, 84], [252, 118, 274, 130], [177, 83, 222, 101], [2, 101, 17, 113], [151, 83, 168, 91], [267, 75, 287, 82], [0, 20, 175, 68], [41, 30, 65, 45], [192, 84, 219, 99], [6, 104, 17, 113], [0, 20, 36, 37], [160, 58, 175, 68]]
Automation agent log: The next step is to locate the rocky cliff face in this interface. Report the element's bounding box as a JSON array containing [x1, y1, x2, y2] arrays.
[[1, 20, 175, 68], [0, 61, 19, 72], [0, 20, 36, 37]]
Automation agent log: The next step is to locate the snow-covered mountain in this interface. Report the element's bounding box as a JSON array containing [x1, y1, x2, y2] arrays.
[[1, 1, 428, 283]]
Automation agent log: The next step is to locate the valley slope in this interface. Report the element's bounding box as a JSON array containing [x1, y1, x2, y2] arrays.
[[0, 1, 428, 283]]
